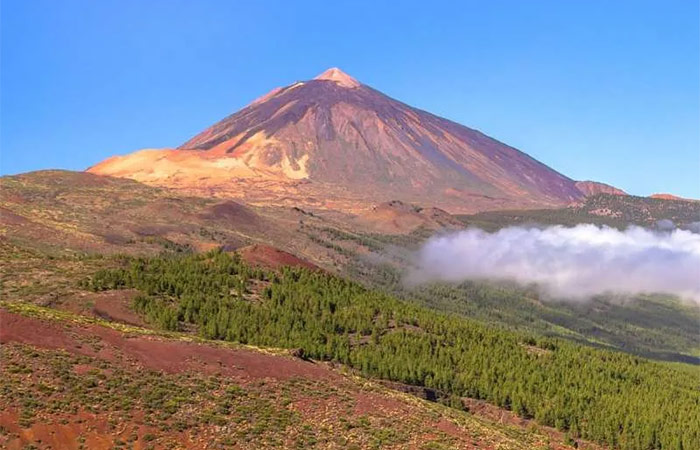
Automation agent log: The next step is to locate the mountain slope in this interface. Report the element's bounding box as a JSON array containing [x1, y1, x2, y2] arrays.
[[90, 68, 585, 213], [2, 304, 583, 450]]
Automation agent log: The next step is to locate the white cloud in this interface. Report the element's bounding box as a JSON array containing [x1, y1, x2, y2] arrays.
[[409, 224, 700, 303]]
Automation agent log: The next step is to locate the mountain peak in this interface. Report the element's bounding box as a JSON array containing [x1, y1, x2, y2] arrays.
[[314, 67, 360, 88], [91, 67, 585, 213]]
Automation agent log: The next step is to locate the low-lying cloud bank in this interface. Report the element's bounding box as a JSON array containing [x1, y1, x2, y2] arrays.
[[409, 224, 700, 303]]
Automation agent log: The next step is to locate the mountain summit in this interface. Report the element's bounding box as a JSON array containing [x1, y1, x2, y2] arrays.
[[314, 67, 360, 88], [89, 67, 588, 212]]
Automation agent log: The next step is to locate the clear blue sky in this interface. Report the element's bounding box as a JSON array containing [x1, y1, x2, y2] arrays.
[[2, 0, 698, 197]]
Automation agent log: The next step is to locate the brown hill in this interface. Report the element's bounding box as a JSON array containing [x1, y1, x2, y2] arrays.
[[89, 67, 587, 213], [649, 193, 696, 201], [575, 180, 626, 197], [356, 200, 463, 234], [237, 244, 320, 271]]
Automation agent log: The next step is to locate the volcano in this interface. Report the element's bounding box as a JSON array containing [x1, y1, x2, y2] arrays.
[[89, 67, 589, 213]]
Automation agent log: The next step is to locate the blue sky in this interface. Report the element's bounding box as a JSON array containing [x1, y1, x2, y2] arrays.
[[1, 0, 698, 197]]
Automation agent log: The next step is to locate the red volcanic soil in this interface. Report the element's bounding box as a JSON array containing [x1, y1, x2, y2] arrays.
[[52, 289, 145, 328], [0, 405, 202, 450], [0, 310, 331, 382], [0, 409, 115, 450], [237, 244, 319, 271], [91, 289, 145, 327]]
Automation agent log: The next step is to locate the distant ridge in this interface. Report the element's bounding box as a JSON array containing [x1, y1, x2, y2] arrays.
[[650, 193, 697, 202]]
